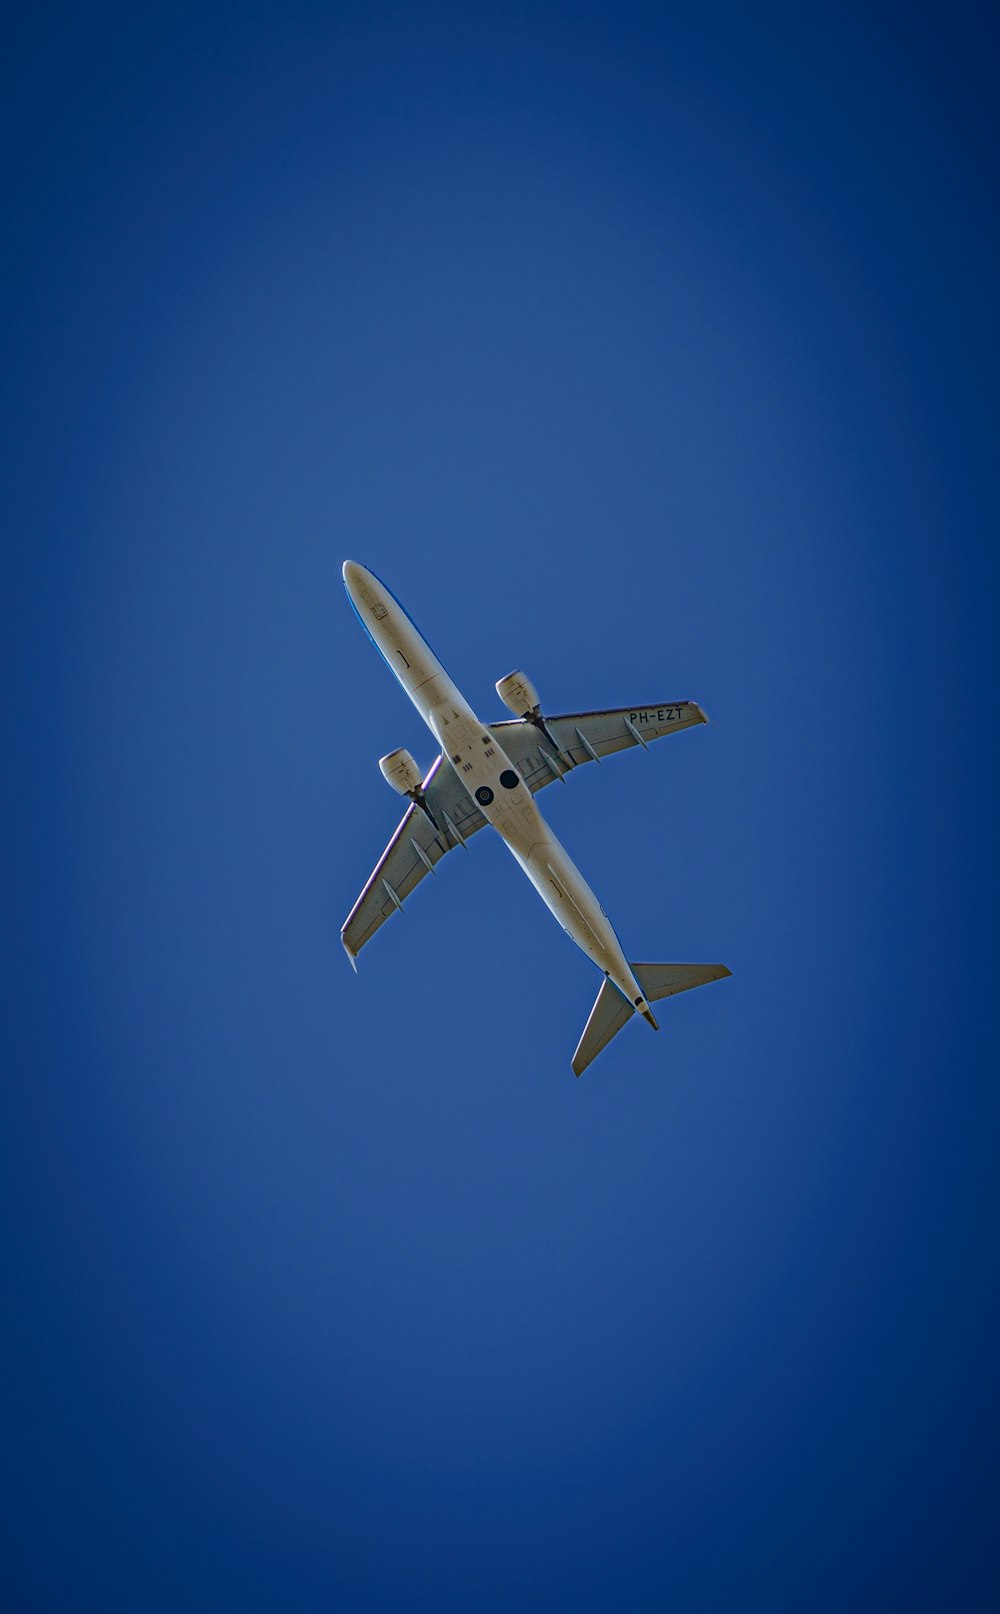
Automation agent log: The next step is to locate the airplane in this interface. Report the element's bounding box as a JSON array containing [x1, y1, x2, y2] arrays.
[[340, 560, 730, 1075]]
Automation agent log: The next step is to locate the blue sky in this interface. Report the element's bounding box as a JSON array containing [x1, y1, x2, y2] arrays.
[[4, 3, 998, 1609]]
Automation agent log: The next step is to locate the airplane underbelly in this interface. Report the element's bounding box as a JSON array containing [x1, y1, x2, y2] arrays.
[[494, 803, 625, 972], [426, 705, 627, 974]]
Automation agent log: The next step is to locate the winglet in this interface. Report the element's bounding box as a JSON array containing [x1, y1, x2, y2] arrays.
[[341, 935, 359, 973]]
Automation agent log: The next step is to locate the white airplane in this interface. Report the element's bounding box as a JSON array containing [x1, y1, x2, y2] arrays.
[[341, 561, 730, 1075]]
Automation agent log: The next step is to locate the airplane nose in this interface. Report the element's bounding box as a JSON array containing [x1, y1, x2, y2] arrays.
[[342, 559, 371, 598]]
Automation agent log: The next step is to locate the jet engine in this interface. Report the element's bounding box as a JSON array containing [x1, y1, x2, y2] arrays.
[[495, 668, 569, 764], [379, 748, 422, 796], [495, 670, 541, 718]]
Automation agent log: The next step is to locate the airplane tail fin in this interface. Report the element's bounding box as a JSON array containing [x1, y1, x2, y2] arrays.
[[571, 962, 731, 1077]]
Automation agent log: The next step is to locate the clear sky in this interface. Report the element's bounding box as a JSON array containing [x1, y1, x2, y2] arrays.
[[4, 3, 997, 1609]]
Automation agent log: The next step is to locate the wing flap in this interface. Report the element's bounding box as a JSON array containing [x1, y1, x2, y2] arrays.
[[340, 756, 487, 963], [490, 701, 706, 795]]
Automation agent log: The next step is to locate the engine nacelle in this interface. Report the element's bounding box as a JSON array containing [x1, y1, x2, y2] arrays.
[[495, 670, 541, 718], [379, 747, 422, 796]]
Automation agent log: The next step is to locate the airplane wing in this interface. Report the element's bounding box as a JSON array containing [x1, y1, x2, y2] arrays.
[[340, 755, 488, 964], [342, 701, 706, 961], [490, 700, 707, 793]]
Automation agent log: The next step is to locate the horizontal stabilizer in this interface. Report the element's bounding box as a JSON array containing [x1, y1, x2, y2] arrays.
[[572, 962, 731, 1076], [572, 979, 634, 1077], [633, 962, 732, 1001]]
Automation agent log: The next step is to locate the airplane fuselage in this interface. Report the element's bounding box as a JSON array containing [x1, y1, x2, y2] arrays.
[[343, 561, 655, 1021]]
